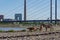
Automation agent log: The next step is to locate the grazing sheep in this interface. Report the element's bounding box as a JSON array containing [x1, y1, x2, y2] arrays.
[[27, 27, 38, 32], [39, 23, 54, 32]]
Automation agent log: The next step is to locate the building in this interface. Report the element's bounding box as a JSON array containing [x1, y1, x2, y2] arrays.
[[15, 14, 22, 21], [0, 15, 4, 21]]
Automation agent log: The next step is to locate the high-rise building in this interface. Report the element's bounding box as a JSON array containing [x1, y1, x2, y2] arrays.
[[15, 14, 22, 21], [0, 15, 4, 21]]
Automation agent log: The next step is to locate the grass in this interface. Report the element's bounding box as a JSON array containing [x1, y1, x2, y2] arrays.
[[20, 30, 26, 32], [0, 30, 15, 32], [0, 29, 26, 32], [0, 30, 4, 32], [7, 30, 15, 32], [0, 22, 60, 26]]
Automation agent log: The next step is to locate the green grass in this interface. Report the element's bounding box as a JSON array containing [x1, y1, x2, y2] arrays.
[[8, 30, 15, 32], [0, 30, 4, 32], [20, 30, 26, 32], [0, 30, 15, 32]]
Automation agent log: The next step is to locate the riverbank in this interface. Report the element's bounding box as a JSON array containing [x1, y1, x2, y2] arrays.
[[0, 24, 29, 28], [0, 31, 60, 40], [0, 24, 39, 28], [0, 22, 59, 28]]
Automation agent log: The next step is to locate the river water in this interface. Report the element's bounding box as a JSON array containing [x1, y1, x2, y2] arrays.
[[0, 27, 26, 31]]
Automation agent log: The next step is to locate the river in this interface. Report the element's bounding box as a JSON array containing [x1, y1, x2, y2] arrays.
[[0, 27, 26, 31]]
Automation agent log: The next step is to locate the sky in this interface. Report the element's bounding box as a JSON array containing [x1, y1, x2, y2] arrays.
[[0, 0, 60, 20]]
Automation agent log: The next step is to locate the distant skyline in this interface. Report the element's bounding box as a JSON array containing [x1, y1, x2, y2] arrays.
[[0, 0, 60, 20]]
